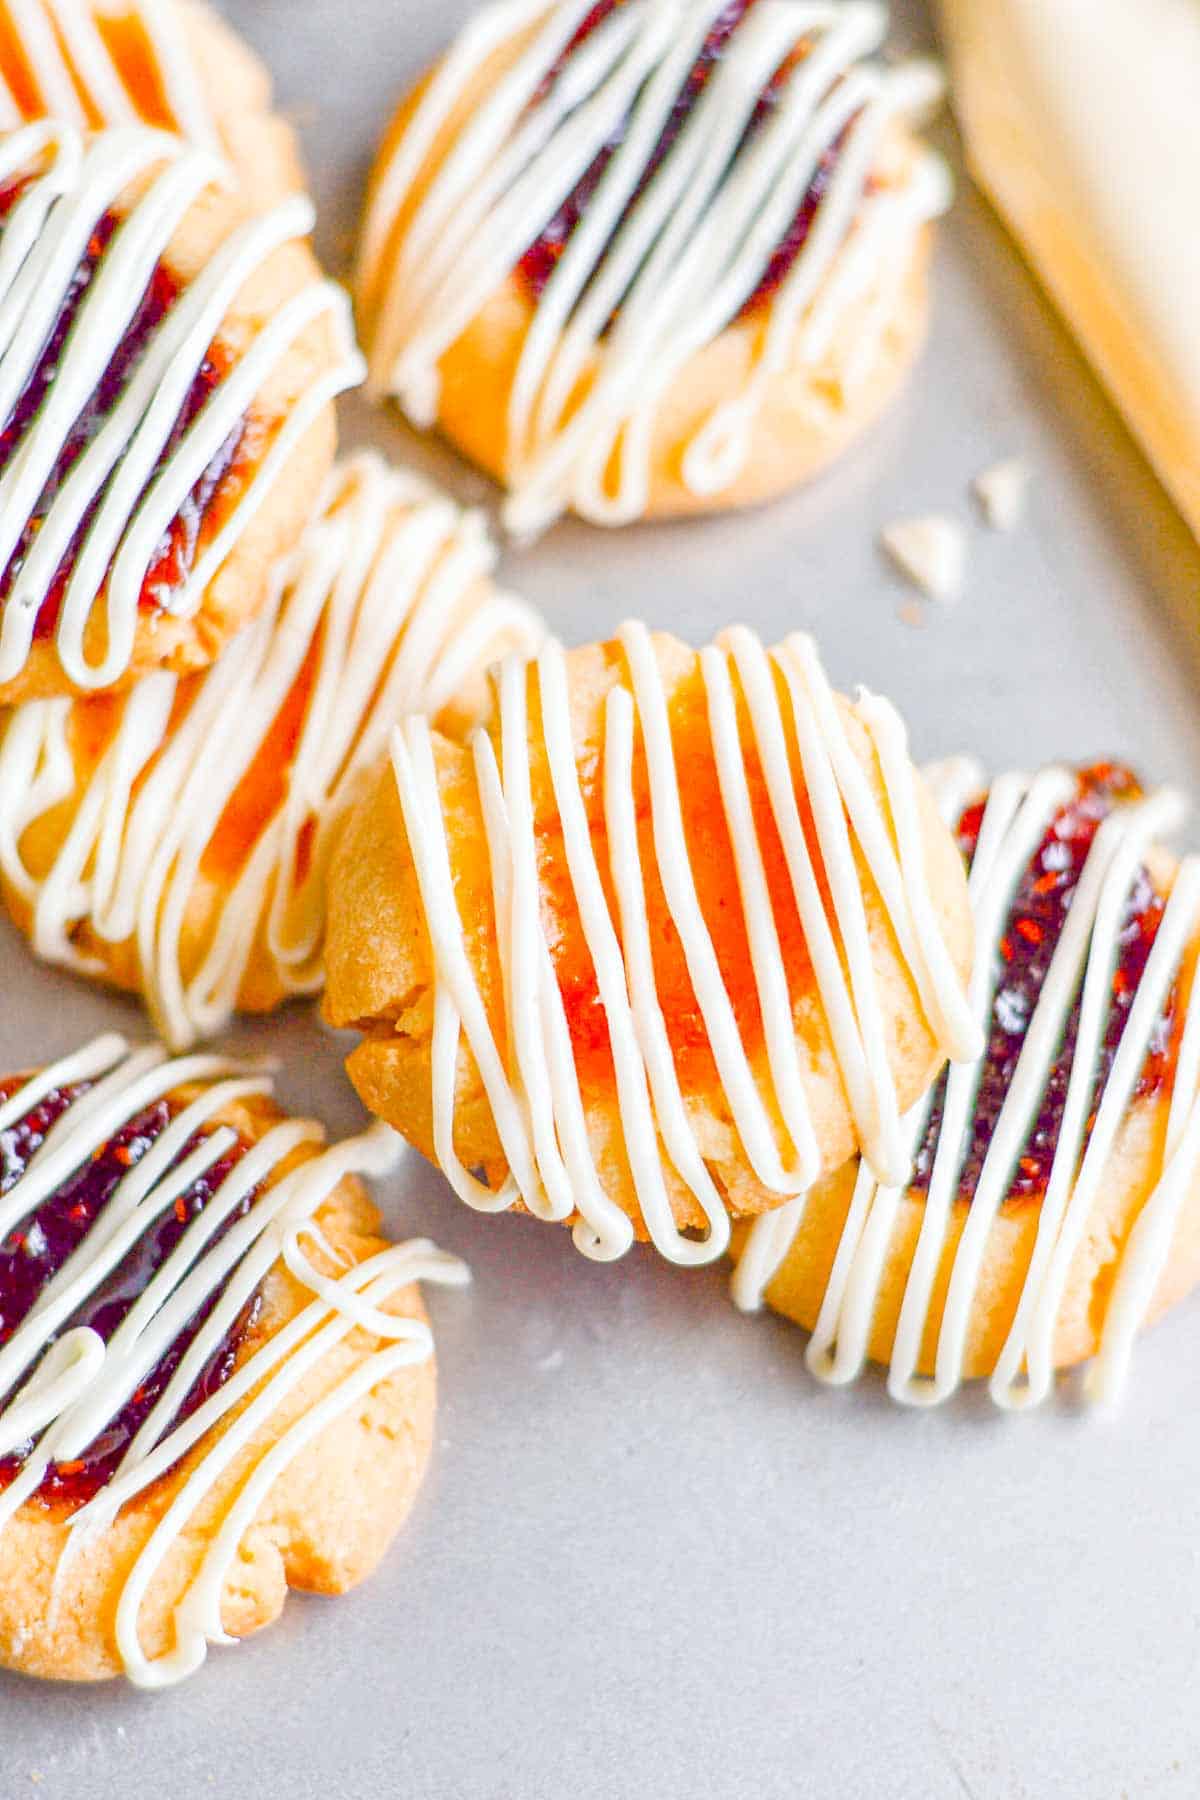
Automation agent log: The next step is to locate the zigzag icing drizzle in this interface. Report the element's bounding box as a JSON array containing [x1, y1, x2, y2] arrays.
[[0, 451, 544, 1050], [0, 0, 216, 144], [390, 624, 979, 1264], [0, 119, 362, 689], [358, 0, 949, 533], [733, 759, 1200, 1409], [0, 1033, 468, 1687]]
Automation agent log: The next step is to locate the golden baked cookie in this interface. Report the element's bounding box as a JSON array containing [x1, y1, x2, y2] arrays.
[[0, 1032, 467, 1685], [356, 0, 949, 533], [730, 760, 1200, 1409], [0, 0, 304, 209], [0, 118, 358, 706], [323, 624, 980, 1265], [0, 450, 545, 1051]]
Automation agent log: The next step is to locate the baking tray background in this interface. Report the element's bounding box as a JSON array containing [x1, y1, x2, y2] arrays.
[[5, 3, 1200, 1795]]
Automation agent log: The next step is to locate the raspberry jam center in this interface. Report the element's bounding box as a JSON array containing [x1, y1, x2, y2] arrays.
[[0, 181, 246, 642], [517, 0, 843, 316], [0, 1081, 261, 1508], [913, 765, 1176, 1206]]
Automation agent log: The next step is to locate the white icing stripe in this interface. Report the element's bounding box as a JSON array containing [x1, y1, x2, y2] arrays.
[[735, 762, 1200, 1410], [0, 451, 544, 1050], [359, 0, 950, 531], [389, 624, 975, 1264], [0, 120, 362, 690], [0, 1034, 468, 1688], [1089, 916, 1200, 1401], [727, 1187, 803, 1313], [0, 1, 217, 145]]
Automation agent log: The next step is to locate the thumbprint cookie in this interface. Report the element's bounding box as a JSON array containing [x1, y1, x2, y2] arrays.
[[0, 118, 359, 706], [0, 1032, 468, 1686], [356, 0, 949, 534], [0, 450, 545, 1051], [731, 760, 1200, 1409], [0, 1, 303, 209], [323, 625, 980, 1265]]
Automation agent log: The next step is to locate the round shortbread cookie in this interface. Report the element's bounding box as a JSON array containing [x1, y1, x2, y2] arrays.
[[0, 1033, 467, 1685], [730, 760, 1200, 1411], [356, 0, 949, 533], [324, 624, 979, 1266]]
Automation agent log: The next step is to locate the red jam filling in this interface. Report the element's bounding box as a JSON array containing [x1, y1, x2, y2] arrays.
[[912, 764, 1177, 1207], [0, 180, 247, 644], [517, 0, 846, 317], [0, 1081, 261, 1509]]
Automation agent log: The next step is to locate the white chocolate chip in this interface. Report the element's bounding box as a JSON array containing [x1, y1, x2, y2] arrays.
[[880, 515, 967, 601], [973, 457, 1030, 531]]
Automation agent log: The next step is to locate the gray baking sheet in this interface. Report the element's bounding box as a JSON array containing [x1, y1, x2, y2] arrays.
[[4, 2, 1200, 1795]]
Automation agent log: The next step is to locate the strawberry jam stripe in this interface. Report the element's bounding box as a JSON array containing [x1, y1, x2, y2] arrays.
[[518, 0, 847, 317], [0, 1044, 282, 1504], [0, 1034, 467, 1688], [0, 120, 362, 690], [0, 190, 241, 641], [0, 1081, 262, 1504], [734, 759, 1200, 1413], [911, 765, 1175, 1204]]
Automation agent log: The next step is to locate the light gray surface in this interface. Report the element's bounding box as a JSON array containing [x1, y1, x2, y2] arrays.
[[3, 3, 1200, 1796]]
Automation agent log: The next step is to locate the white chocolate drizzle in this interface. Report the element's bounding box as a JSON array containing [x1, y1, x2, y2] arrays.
[[0, 1, 216, 146], [357, 0, 951, 534], [0, 1032, 469, 1687], [733, 758, 1200, 1410], [389, 623, 979, 1265], [0, 119, 362, 691], [0, 450, 544, 1051]]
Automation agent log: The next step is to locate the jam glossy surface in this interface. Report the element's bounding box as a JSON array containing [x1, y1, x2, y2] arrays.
[[96, 15, 181, 132], [517, 0, 844, 317], [539, 652, 824, 1094], [0, 1081, 261, 1508], [913, 765, 1176, 1207], [201, 622, 325, 886], [0, 182, 246, 643], [0, 12, 179, 131]]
